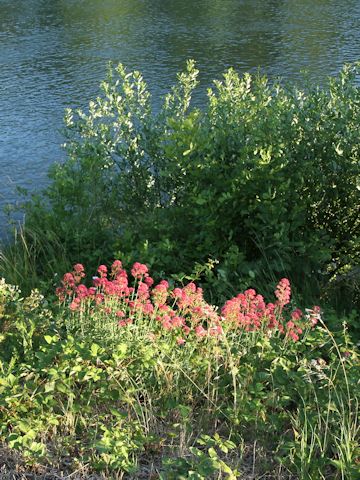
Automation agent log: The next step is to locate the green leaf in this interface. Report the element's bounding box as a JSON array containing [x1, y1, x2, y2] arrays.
[[44, 335, 55, 344], [90, 343, 100, 357], [208, 447, 218, 459]]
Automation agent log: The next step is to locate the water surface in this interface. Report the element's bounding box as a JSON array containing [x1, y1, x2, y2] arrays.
[[1, 0, 360, 233]]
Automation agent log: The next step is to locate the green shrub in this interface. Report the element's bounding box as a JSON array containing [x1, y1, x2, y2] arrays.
[[0, 278, 53, 362], [6, 61, 360, 307]]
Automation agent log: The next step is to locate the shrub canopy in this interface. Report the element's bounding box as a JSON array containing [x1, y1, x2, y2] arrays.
[[19, 61, 360, 303]]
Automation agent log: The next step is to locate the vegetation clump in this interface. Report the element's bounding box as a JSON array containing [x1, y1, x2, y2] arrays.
[[5, 61, 359, 310], [0, 261, 359, 479]]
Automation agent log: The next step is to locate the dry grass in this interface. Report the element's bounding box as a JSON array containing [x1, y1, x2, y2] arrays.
[[0, 443, 298, 480]]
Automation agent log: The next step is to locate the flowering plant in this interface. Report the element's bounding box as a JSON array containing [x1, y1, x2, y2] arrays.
[[56, 261, 319, 345]]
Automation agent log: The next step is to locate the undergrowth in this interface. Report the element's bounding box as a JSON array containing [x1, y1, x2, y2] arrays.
[[0, 261, 358, 479]]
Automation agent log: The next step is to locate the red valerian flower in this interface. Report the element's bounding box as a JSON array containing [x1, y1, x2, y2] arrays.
[[62, 272, 75, 288], [288, 330, 299, 342], [111, 260, 122, 276], [291, 308, 303, 320], [184, 282, 196, 293], [144, 276, 154, 287], [183, 325, 191, 335], [151, 283, 168, 305], [172, 316, 185, 328], [97, 265, 108, 278], [73, 263, 86, 283], [143, 302, 154, 315], [162, 316, 172, 330], [275, 278, 291, 306], [55, 287, 65, 301], [56, 261, 319, 345], [244, 288, 256, 298], [172, 288, 183, 298], [69, 297, 81, 311], [131, 262, 149, 278], [209, 324, 223, 336], [76, 284, 88, 298], [195, 325, 207, 337]]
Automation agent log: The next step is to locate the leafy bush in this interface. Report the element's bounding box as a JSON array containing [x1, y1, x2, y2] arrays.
[[5, 61, 360, 306], [0, 278, 53, 362]]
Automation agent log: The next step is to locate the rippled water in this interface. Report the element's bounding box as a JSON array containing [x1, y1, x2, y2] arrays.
[[1, 0, 360, 233]]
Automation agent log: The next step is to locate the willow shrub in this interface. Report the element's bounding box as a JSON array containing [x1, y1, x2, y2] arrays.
[[13, 61, 360, 305]]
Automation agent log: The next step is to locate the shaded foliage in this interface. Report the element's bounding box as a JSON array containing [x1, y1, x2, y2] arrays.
[[7, 61, 360, 307]]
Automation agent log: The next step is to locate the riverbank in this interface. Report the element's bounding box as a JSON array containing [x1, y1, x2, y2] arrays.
[[0, 62, 359, 479]]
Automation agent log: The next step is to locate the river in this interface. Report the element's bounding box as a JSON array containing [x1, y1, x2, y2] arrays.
[[1, 0, 360, 235]]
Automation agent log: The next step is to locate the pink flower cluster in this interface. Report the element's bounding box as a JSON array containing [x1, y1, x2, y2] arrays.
[[221, 279, 317, 341], [56, 263, 319, 343]]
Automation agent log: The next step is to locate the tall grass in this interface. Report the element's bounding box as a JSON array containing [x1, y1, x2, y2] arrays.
[[0, 223, 69, 294]]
